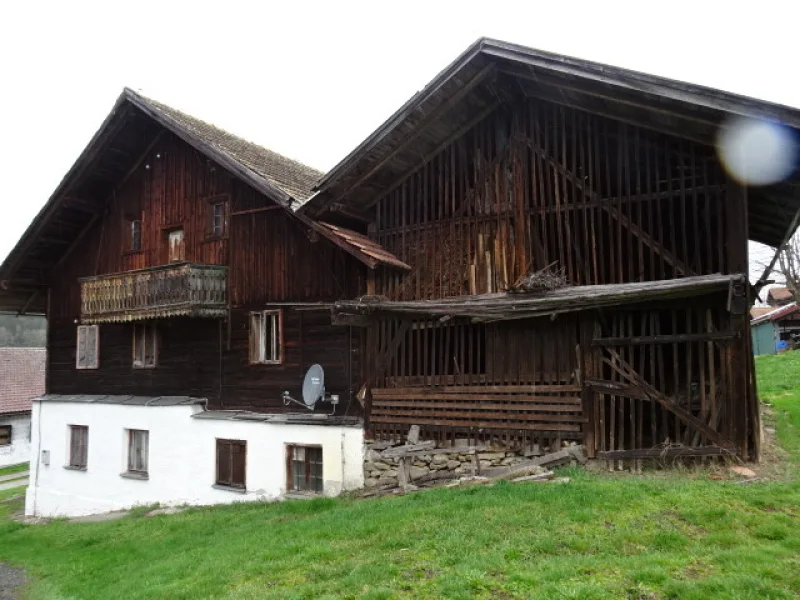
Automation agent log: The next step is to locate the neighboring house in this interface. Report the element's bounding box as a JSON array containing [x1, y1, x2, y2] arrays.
[[0, 348, 46, 467], [2, 38, 800, 516], [751, 302, 800, 355], [766, 286, 794, 307]]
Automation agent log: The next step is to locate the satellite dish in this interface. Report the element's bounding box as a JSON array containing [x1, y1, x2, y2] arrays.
[[302, 364, 325, 407]]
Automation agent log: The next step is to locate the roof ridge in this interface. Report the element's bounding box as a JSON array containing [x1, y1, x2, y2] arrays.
[[124, 88, 324, 176]]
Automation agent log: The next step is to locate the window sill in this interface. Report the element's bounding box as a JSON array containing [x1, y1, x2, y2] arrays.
[[63, 465, 87, 472], [212, 484, 246, 494], [120, 471, 149, 481]]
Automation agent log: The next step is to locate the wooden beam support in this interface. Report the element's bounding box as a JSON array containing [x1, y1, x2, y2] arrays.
[[592, 331, 737, 346], [230, 205, 282, 217], [327, 64, 496, 207]]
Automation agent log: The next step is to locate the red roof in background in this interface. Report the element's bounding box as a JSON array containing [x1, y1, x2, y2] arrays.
[[750, 306, 773, 320], [751, 302, 800, 326], [767, 287, 793, 302], [0, 348, 45, 415]]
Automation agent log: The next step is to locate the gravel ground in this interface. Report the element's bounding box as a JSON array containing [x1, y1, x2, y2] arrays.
[[0, 564, 26, 600]]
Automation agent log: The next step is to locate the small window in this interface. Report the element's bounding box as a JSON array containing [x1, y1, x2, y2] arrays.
[[287, 445, 323, 493], [0, 425, 11, 446], [68, 425, 89, 469], [211, 202, 227, 237], [130, 219, 142, 251], [216, 439, 246, 489], [76, 325, 99, 370], [249, 310, 282, 364], [168, 228, 185, 262], [127, 429, 149, 474], [133, 323, 158, 369]]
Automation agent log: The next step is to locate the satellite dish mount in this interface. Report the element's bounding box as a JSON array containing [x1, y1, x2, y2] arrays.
[[282, 364, 339, 414]]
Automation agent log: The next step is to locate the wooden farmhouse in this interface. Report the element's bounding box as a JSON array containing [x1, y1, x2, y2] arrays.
[[2, 38, 800, 515]]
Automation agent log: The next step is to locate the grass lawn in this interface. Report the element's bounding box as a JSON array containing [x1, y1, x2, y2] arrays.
[[0, 356, 798, 599], [0, 463, 29, 478]]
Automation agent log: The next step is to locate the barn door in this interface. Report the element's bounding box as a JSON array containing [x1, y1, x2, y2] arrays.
[[583, 307, 741, 460]]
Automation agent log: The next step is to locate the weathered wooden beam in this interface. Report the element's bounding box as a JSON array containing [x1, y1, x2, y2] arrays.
[[327, 64, 496, 207], [597, 446, 731, 460], [115, 130, 166, 192], [363, 99, 504, 210], [50, 214, 99, 272], [603, 348, 737, 451], [530, 143, 695, 276], [230, 205, 282, 217], [592, 331, 737, 346]]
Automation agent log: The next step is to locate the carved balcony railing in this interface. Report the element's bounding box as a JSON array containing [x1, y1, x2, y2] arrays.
[[80, 262, 227, 323]]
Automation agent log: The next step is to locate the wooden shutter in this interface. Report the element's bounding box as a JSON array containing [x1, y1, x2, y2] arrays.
[[70, 426, 88, 468], [216, 440, 232, 485], [249, 312, 263, 363], [216, 439, 246, 488], [76, 326, 99, 369], [231, 441, 246, 487]]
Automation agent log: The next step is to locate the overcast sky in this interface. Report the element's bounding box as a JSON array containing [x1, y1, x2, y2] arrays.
[[1, 0, 796, 283]]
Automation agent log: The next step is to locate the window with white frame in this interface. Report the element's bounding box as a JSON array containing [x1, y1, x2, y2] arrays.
[[68, 425, 89, 469], [76, 325, 99, 369], [132, 323, 158, 369], [126, 429, 149, 475], [249, 310, 282, 364]]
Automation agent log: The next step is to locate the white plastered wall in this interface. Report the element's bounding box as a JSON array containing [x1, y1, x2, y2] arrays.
[[25, 401, 364, 517], [0, 412, 32, 468]]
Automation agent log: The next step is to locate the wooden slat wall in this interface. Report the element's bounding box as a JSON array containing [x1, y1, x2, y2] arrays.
[[590, 298, 755, 460], [372, 98, 729, 300], [368, 315, 582, 446]]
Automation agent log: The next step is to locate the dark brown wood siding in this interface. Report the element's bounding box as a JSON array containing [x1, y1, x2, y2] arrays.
[[46, 127, 366, 415], [372, 97, 735, 300], [47, 318, 221, 399]]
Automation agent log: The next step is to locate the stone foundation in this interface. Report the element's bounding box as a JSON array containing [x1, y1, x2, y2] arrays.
[[363, 439, 575, 488]]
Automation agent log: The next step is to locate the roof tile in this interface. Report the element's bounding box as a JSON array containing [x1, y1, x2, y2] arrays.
[[0, 348, 45, 415]]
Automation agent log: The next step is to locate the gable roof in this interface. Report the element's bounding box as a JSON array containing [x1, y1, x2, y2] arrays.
[[130, 91, 322, 206], [751, 301, 800, 325], [0, 89, 404, 313], [302, 38, 800, 249], [0, 348, 45, 415]]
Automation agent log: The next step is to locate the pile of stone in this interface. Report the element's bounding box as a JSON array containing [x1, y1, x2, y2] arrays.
[[363, 433, 585, 492]]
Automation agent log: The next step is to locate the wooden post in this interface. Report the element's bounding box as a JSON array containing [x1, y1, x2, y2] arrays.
[[725, 182, 750, 457], [580, 313, 598, 458]]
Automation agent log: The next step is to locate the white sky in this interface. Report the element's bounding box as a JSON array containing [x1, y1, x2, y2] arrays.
[[1, 0, 797, 284]]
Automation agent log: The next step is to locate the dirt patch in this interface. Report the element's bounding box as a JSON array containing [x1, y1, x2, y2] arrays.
[[0, 563, 26, 600]]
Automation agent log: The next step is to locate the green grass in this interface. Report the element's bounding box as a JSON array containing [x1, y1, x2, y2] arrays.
[[0, 356, 798, 599], [0, 463, 29, 478]]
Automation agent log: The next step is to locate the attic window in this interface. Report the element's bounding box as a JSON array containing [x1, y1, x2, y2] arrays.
[[211, 202, 227, 237], [130, 219, 142, 252]]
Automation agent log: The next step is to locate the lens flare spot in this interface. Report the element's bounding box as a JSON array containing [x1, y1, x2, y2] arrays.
[[717, 117, 797, 186]]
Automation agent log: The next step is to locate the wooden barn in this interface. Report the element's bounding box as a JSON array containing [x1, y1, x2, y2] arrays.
[[3, 38, 800, 516], [302, 38, 800, 463]]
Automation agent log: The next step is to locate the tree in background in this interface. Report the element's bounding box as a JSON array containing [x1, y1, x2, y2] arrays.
[[0, 313, 46, 347], [775, 235, 800, 300]]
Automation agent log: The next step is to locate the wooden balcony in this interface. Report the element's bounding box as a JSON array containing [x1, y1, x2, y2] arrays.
[[80, 262, 227, 323]]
